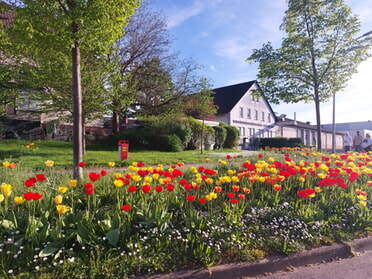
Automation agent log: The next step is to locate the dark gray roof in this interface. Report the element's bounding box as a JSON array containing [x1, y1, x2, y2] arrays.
[[212, 81, 277, 120], [213, 81, 256, 114]]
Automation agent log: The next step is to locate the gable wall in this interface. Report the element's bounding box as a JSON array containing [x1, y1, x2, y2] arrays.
[[227, 84, 276, 147]]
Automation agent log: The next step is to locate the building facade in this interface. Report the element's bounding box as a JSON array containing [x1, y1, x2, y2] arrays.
[[212, 81, 344, 151]]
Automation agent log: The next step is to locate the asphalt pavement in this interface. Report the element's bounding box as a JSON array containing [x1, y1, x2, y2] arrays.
[[137, 236, 372, 279]]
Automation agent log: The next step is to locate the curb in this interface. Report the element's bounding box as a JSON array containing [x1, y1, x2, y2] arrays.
[[137, 236, 372, 279]]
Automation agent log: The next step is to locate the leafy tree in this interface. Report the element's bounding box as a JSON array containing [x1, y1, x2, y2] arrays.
[[0, 2, 40, 116], [108, 2, 208, 133], [107, 1, 172, 133], [247, 0, 371, 151], [126, 56, 175, 117], [4, 0, 140, 178], [183, 78, 217, 153]]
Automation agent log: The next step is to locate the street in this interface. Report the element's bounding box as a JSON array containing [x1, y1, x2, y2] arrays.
[[254, 250, 372, 279]]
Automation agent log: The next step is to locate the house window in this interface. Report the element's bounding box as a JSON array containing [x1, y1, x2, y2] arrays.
[[261, 111, 265, 121], [254, 110, 258, 120], [16, 93, 41, 111], [252, 128, 255, 136], [251, 94, 259, 102], [239, 107, 243, 118], [247, 108, 251, 119], [239, 127, 245, 136], [268, 113, 271, 122]]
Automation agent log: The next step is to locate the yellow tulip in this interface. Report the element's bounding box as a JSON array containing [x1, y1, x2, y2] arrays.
[[231, 176, 239, 182], [359, 201, 367, 206], [108, 162, 115, 167], [58, 187, 68, 194], [205, 178, 214, 184], [14, 197, 25, 204], [205, 192, 217, 201], [190, 166, 198, 173], [192, 177, 200, 184], [132, 175, 142, 182], [113, 173, 122, 178], [54, 195, 63, 204], [1, 184, 12, 197], [314, 187, 322, 193], [0, 194, 4, 202], [45, 160, 55, 167], [297, 176, 305, 182], [113, 179, 124, 188], [219, 160, 227, 165], [56, 205, 71, 214], [144, 176, 153, 183], [68, 180, 77, 188]]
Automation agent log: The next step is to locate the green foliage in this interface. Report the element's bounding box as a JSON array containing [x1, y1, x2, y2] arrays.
[[212, 125, 227, 150], [183, 117, 214, 150], [183, 78, 217, 119], [260, 137, 303, 148], [247, 0, 372, 150], [223, 125, 240, 149], [154, 134, 183, 152]]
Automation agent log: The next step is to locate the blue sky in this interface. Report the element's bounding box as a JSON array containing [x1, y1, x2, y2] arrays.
[[150, 0, 372, 125]]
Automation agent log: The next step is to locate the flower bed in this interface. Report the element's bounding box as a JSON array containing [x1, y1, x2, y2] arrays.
[[0, 149, 371, 278]]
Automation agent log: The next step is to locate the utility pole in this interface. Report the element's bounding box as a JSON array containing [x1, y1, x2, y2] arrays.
[[331, 30, 372, 153]]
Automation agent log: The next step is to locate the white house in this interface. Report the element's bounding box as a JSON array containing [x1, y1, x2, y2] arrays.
[[212, 81, 344, 151], [213, 81, 277, 149]]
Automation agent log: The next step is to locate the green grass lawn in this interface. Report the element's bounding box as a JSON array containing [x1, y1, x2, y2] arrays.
[[0, 139, 249, 169]]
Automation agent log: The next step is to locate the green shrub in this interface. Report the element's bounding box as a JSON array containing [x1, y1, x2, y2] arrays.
[[213, 125, 227, 149], [288, 137, 303, 147], [260, 137, 303, 149], [184, 117, 215, 150], [153, 134, 183, 152], [223, 125, 240, 149]]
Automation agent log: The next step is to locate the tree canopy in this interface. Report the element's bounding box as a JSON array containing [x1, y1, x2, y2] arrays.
[[2, 0, 141, 178], [107, 2, 210, 133], [247, 0, 371, 151]]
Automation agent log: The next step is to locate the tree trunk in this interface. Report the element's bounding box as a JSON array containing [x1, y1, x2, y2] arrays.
[[72, 36, 83, 180], [82, 117, 86, 155], [200, 118, 204, 154], [314, 88, 322, 152], [112, 110, 120, 134]]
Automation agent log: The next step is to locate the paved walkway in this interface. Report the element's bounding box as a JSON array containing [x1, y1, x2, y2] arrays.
[[135, 236, 372, 279]]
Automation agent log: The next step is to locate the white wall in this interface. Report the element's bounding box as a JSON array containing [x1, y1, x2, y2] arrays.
[[228, 84, 276, 145]]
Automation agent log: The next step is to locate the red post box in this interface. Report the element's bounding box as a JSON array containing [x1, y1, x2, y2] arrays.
[[118, 140, 129, 160]]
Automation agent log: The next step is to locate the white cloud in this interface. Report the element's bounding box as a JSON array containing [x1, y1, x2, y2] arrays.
[[165, 1, 204, 28], [213, 36, 249, 61]]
